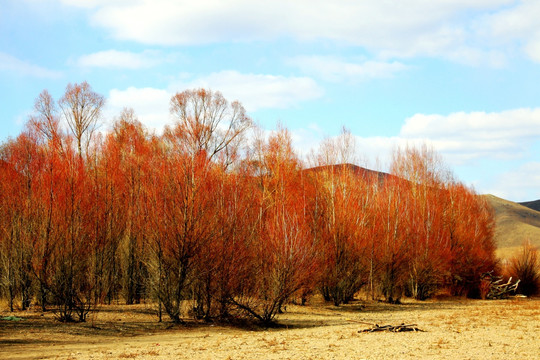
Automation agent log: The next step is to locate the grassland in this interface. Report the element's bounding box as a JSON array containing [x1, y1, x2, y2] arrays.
[[484, 194, 540, 259], [1, 194, 538, 360], [1, 297, 539, 360]]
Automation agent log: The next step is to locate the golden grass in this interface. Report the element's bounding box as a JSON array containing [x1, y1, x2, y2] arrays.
[[1, 298, 539, 360], [484, 194, 540, 259]]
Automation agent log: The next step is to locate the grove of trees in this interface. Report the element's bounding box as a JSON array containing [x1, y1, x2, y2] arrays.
[[0, 83, 498, 324]]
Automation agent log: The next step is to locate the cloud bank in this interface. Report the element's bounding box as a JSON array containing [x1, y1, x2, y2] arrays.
[[104, 71, 324, 132], [59, 0, 528, 65]]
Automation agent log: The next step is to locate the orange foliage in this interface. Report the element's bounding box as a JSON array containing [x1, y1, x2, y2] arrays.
[[0, 85, 498, 325]]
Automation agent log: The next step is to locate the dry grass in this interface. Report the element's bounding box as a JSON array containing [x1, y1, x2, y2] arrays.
[[484, 194, 540, 259], [1, 297, 539, 360]]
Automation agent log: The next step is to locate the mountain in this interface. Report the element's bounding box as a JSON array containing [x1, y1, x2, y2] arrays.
[[519, 199, 540, 212], [305, 163, 392, 183], [483, 195, 540, 259]]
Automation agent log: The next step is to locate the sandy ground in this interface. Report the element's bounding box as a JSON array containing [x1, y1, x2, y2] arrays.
[[1, 298, 539, 360]]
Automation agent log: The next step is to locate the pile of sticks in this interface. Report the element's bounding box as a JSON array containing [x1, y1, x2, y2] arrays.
[[487, 277, 520, 299], [359, 323, 425, 333], [482, 271, 521, 299]]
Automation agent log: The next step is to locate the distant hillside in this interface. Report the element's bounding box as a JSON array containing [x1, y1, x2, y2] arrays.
[[305, 163, 392, 183], [519, 199, 540, 212], [484, 195, 540, 259]]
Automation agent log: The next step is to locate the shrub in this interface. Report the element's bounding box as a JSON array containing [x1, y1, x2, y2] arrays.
[[509, 241, 540, 296]]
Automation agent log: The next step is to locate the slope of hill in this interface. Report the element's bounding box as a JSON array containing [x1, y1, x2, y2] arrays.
[[305, 163, 391, 183], [484, 194, 540, 259], [519, 199, 540, 212]]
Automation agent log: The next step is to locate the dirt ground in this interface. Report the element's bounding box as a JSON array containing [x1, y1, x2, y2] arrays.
[[1, 297, 539, 360]]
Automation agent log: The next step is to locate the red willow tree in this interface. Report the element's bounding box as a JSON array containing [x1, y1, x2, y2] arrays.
[[102, 110, 154, 305], [309, 130, 374, 306], [230, 128, 320, 324], [0, 84, 499, 323], [145, 89, 252, 323], [0, 129, 43, 312], [382, 145, 497, 301]]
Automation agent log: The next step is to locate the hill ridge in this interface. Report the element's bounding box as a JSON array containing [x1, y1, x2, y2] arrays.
[[518, 199, 540, 212], [483, 194, 540, 258]]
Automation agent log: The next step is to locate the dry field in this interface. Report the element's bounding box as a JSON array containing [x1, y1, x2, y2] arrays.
[[1, 297, 539, 360]]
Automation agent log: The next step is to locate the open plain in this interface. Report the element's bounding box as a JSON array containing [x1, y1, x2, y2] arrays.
[[1, 298, 539, 360]]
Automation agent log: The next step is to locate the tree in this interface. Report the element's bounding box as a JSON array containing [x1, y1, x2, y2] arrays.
[[390, 145, 452, 300], [59, 81, 104, 157], [104, 109, 152, 304], [444, 182, 497, 297], [310, 130, 372, 306], [374, 174, 410, 303], [30, 90, 62, 146], [231, 128, 318, 324], [169, 88, 252, 167], [145, 90, 253, 323], [0, 127, 48, 311]]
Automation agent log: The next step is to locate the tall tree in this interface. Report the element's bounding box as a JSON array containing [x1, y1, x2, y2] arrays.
[[310, 130, 372, 305], [59, 81, 104, 157], [104, 109, 152, 304], [232, 128, 318, 323], [169, 88, 251, 167]]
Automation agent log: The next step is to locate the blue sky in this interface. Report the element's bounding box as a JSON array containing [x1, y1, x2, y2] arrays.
[[1, 0, 540, 201]]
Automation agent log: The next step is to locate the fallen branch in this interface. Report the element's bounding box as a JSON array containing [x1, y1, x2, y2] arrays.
[[359, 323, 425, 333], [482, 272, 521, 299]]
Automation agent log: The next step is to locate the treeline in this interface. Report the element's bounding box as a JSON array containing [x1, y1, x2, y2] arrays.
[[0, 83, 497, 324]]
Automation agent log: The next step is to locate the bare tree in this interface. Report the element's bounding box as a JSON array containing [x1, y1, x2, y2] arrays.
[[30, 90, 61, 144], [59, 82, 104, 157], [169, 88, 252, 167]]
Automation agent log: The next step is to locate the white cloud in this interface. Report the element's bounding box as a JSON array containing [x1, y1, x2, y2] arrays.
[[399, 108, 540, 163], [104, 71, 323, 132], [288, 56, 408, 82], [476, 1, 540, 63], [0, 52, 61, 78], [285, 107, 540, 198], [289, 124, 325, 159], [172, 71, 324, 112], [59, 0, 513, 64], [488, 162, 540, 202], [524, 38, 540, 63], [76, 49, 168, 69], [104, 87, 172, 133], [59, 0, 130, 8]]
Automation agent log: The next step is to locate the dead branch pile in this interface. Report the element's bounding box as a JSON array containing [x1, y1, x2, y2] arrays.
[[482, 271, 521, 299], [488, 277, 520, 299], [359, 323, 425, 333]]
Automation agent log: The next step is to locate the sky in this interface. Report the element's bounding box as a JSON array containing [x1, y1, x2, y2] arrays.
[[1, 0, 540, 202]]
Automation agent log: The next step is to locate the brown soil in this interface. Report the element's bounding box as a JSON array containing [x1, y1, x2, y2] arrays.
[[1, 298, 539, 360]]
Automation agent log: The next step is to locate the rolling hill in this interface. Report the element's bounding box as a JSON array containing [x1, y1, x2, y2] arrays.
[[519, 199, 540, 212], [483, 195, 540, 259]]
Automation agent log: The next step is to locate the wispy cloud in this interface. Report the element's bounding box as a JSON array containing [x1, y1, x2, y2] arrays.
[[104, 70, 324, 132], [288, 56, 408, 82], [75, 49, 170, 69], [477, 1, 540, 63], [172, 71, 324, 112], [400, 108, 540, 163], [60, 0, 515, 65], [488, 162, 540, 201], [0, 52, 61, 78]]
